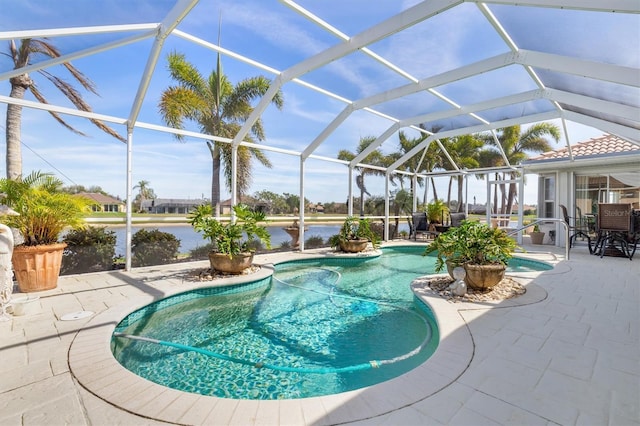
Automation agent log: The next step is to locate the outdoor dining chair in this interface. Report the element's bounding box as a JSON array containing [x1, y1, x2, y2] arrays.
[[592, 203, 635, 260], [560, 204, 592, 253]]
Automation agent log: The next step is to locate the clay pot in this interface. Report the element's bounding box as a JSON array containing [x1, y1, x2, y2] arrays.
[[463, 263, 506, 291], [12, 243, 67, 292], [339, 239, 369, 253], [208, 252, 254, 274]]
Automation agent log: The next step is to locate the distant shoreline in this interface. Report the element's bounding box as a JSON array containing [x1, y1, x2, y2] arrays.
[[84, 216, 345, 228]]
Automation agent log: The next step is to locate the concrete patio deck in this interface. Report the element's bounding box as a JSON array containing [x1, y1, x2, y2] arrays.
[[0, 240, 638, 425]]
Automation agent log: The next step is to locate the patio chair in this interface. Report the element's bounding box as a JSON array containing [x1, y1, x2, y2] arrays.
[[592, 203, 635, 260], [560, 204, 592, 253], [411, 212, 434, 240], [449, 212, 466, 228]]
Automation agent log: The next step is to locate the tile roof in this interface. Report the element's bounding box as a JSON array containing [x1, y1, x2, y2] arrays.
[[529, 134, 639, 161], [77, 192, 123, 204]]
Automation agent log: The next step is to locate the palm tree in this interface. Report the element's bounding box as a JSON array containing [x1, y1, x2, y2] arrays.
[[133, 180, 156, 212], [439, 134, 483, 212], [396, 127, 444, 205], [478, 123, 560, 218], [4, 39, 125, 179], [159, 52, 283, 216], [337, 136, 386, 216]]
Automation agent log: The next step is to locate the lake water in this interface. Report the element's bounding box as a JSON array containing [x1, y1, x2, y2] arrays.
[[111, 225, 343, 255], [111, 223, 411, 255]]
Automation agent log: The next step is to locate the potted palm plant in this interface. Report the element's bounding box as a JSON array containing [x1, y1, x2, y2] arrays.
[[424, 220, 518, 291], [329, 216, 380, 253], [188, 203, 271, 274], [0, 171, 93, 292], [529, 224, 545, 244]]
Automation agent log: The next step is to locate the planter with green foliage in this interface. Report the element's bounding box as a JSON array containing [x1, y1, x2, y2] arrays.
[[529, 224, 545, 244], [424, 220, 518, 291], [188, 203, 271, 273], [0, 171, 92, 291], [329, 216, 380, 253], [426, 200, 449, 225]]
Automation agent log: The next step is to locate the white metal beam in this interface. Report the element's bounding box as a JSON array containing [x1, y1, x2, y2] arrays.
[[544, 88, 640, 122], [562, 111, 640, 144], [127, 0, 199, 128], [350, 124, 399, 167], [473, 0, 640, 13], [0, 30, 157, 82], [230, 0, 462, 149], [302, 105, 354, 159], [0, 23, 159, 40], [515, 50, 640, 87], [352, 52, 515, 110], [388, 111, 559, 171]]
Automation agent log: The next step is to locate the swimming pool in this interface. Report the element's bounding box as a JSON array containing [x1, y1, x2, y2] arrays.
[[112, 246, 551, 400]]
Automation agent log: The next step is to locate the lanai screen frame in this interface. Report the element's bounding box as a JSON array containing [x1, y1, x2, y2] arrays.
[[0, 0, 638, 270]]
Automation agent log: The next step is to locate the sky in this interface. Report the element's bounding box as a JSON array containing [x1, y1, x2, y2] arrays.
[[1, 0, 636, 208]]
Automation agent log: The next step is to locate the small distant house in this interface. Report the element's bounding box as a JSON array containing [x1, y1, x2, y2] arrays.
[[220, 197, 270, 215], [140, 198, 206, 214], [78, 192, 125, 213], [307, 203, 325, 214]]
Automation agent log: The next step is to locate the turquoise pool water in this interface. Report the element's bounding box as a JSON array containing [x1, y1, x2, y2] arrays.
[[112, 246, 551, 400]]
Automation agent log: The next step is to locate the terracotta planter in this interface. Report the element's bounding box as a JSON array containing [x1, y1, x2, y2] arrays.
[[463, 263, 506, 291], [339, 239, 369, 253], [530, 232, 545, 245], [208, 252, 254, 274], [12, 243, 67, 292]]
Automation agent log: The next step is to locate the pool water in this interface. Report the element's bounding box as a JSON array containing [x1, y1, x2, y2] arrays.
[[112, 247, 550, 400]]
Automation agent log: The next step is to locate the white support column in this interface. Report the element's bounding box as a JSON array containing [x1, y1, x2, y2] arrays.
[[125, 130, 133, 271], [517, 170, 524, 245], [299, 157, 305, 251], [230, 145, 238, 223], [384, 174, 390, 241], [486, 178, 492, 226], [347, 168, 354, 216]]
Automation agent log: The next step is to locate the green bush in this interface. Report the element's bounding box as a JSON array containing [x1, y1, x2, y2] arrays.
[[189, 243, 216, 260], [61, 226, 116, 275], [279, 240, 291, 249], [304, 235, 325, 248], [131, 229, 181, 267]]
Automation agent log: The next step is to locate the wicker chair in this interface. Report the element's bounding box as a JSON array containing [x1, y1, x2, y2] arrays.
[[592, 203, 635, 260]]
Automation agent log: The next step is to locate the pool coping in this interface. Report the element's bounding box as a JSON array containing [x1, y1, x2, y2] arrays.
[[68, 249, 550, 425]]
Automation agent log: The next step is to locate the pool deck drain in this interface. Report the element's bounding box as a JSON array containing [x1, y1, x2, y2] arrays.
[[1, 240, 638, 425]]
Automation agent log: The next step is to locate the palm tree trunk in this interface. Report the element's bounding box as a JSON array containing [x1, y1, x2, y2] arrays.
[[6, 83, 27, 179], [505, 172, 518, 218], [207, 141, 221, 218], [430, 177, 438, 203]]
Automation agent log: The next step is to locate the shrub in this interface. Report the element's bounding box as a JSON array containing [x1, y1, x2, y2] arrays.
[[131, 228, 181, 267], [189, 243, 216, 260], [279, 240, 291, 250], [61, 226, 116, 275], [304, 235, 324, 248]]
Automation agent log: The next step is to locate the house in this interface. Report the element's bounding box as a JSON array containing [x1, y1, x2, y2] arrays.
[[78, 192, 125, 213], [140, 198, 206, 214], [523, 134, 640, 245], [220, 197, 270, 215]]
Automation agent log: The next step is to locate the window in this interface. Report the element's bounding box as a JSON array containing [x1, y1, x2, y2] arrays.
[[575, 172, 640, 213], [538, 175, 555, 218]]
